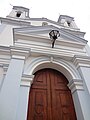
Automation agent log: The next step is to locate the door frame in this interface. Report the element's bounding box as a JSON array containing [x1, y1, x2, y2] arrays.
[[25, 57, 85, 120], [27, 68, 77, 120]]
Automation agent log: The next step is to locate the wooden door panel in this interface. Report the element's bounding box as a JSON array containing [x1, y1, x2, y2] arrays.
[[32, 70, 48, 89], [52, 90, 76, 120], [27, 89, 48, 120], [27, 69, 77, 120]]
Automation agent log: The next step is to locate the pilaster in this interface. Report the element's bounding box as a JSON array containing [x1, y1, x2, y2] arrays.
[[68, 78, 90, 120], [72, 55, 90, 96], [68, 79, 84, 93], [0, 46, 30, 120], [16, 74, 34, 120]]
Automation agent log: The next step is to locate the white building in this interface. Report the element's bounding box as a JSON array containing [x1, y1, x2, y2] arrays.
[[0, 6, 90, 120]]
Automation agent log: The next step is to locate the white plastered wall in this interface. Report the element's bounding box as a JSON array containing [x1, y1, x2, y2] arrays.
[[0, 24, 14, 46]]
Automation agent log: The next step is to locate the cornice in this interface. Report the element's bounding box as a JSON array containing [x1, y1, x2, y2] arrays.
[[60, 28, 87, 44], [13, 25, 57, 33], [13, 25, 87, 47], [0, 46, 30, 60], [72, 55, 90, 68], [13, 6, 29, 11], [62, 28, 86, 38], [29, 17, 80, 31], [10, 46, 30, 60], [0, 17, 31, 26], [30, 47, 74, 60], [28, 45, 88, 61], [14, 34, 86, 52], [0, 58, 10, 65], [0, 46, 10, 55]]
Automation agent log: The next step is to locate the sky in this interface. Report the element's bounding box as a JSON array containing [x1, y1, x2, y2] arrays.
[[0, 0, 90, 45]]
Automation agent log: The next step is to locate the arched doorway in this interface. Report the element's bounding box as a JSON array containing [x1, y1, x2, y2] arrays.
[[27, 69, 77, 120]]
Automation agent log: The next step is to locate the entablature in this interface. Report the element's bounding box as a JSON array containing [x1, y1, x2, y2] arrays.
[[13, 25, 87, 56]]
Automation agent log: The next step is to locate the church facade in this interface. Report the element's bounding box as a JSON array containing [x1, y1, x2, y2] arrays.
[[0, 6, 90, 120]]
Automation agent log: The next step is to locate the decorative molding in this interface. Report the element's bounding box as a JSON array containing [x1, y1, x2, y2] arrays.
[[0, 64, 3, 67], [0, 46, 10, 56], [50, 56, 54, 63], [0, 58, 10, 76], [0, 58, 10, 66], [60, 28, 87, 44], [14, 25, 87, 48], [0, 46, 30, 60], [11, 55, 26, 60], [30, 47, 74, 61], [68, 79, 84, 93], [10, 46, 30, 60], [62, 28, 86, 38], [72, 55, 90, 68], [27, 56, 81, 81], [13, 24, 87, 44], [0, 17, 31, 26], [0, 57, 10, 76], [14, 39, 86, 61], [21, 74, 34, 87], [28, 17, 80, 31], [3, 64, 9, 75]]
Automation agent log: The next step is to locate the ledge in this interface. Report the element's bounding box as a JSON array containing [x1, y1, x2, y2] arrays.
[[0, 17, 31, 26], [72, 55, 90, 68], [21, 74, 34, 87], [10, 46, 30, 60], [68, 79, 84, 93]]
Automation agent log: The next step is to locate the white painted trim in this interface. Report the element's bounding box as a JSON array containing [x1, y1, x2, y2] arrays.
[[0, 17, 31, 26], [0, 58, 10, 77], [3, 64, 9, 75], [25, 56, 81, 81], [0, 46, 10, 56], [0, 58, 10, 65], [73, 55, 90, 68], [21, 74, 34, 87], [68, 79, 84, 93], [14, 25, 87, 45], [15, 32, 86, 49], [27, 59, 84, 120], [0, 46, 30, 60], [11, 55, 25, 60], [10, 46, 30, 60]]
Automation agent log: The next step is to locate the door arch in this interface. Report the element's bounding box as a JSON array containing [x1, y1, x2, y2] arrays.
[[27, 68, 77, 120]]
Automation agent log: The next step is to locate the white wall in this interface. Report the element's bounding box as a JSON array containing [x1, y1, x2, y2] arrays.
[[0, 58, 24, 120], [0, 66, 4, 90], [0, 24, 14, 46]]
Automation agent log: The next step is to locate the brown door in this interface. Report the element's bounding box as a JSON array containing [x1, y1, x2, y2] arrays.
[[27, 69, 77, 120]]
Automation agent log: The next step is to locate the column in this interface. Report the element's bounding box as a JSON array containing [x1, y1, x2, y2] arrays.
[[68, 79, 90, 120], [78, 66, 90, 95], [73, 55, 90, 95], [16, 74, 34, 120], [0, 56, 25, 120]]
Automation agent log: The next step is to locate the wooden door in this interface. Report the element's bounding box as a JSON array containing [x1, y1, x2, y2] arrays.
[[27, 69, 77, 120]]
